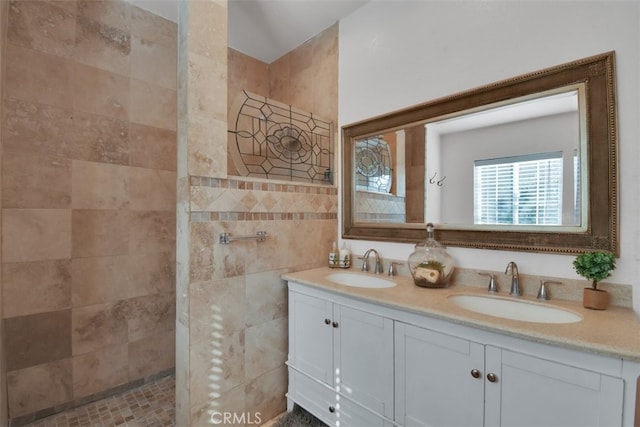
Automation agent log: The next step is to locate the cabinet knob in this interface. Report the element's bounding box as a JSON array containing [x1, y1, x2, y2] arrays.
[[470, 369, 481, 379], [324, 318, 331, 325], [487, 373, 498, 383], [329, 406, 336, 413], [332, 321, 339, 328]]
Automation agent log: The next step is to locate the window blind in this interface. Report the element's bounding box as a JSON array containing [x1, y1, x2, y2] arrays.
[[474, 152, 563, 225]]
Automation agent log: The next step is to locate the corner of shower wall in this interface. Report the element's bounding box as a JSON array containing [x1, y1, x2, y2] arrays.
[[214, 24, 340, 423], [176, 19, 339, 426], [0, 0, 8, 423]]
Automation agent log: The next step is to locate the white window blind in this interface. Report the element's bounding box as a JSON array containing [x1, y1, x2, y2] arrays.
[[474, 152, 563, 225]]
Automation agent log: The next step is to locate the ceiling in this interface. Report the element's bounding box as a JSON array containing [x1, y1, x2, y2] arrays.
[[132, 0, 369, 63], [432, 90, 579, 135]]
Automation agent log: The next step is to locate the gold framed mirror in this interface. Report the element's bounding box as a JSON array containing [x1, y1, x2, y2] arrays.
[[342, 51, 618, 254]]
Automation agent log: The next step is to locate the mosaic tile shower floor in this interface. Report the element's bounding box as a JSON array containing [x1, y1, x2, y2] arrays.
[[25, 375, 175, 427]]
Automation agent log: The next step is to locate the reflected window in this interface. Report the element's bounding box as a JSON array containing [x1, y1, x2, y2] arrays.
[[474, 152, 563, 225], [355, 138, 392, 193]]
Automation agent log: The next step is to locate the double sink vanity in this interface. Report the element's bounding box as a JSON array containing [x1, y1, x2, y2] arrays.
[[283, 267, 640, 427], [283, 50, 635, 426]]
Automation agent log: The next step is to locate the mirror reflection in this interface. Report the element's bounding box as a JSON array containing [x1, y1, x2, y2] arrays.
[[354, 85, 587, 232], [342, 51, 617, 254]]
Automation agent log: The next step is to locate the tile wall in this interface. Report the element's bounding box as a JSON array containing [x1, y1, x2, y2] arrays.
[[1, 0, 176, 422], [356, 191, 406, 223], [187, 179, 337, 425], [175, 0, 230, 424], [405, 126, 426, 223], [177, 18, 339, 425], [268, 24, 338, 125], [0, 0, 7, 424], [227, 49, 268, 175]]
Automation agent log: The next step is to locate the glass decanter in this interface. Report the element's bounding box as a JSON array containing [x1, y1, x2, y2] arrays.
[[408, 222, 455, 288]]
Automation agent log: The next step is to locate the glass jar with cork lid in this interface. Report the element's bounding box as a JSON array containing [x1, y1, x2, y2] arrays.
[[408, 223, 455, 288]]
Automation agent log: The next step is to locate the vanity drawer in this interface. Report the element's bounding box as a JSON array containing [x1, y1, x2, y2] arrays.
[[288, 367, 392, 427], [288, 368, 336, 426]]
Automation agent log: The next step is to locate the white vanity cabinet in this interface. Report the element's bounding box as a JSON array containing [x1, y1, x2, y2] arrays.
[[395, 321, 624, 427], [287, 282, 395, 426], [286, 277, 637, 427]]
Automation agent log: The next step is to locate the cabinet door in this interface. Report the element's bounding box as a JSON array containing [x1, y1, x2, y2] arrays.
[[395, 322, 485, 426], [289, 291, 334, 385], [484, 346, 624, 427], [335, 305, 395, 421]]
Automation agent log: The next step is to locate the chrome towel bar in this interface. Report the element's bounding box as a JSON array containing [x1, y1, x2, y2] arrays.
[[219, 231, 268, 245]]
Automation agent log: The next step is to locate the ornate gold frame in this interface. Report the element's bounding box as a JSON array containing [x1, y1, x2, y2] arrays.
[[342, 51, 618, 254]]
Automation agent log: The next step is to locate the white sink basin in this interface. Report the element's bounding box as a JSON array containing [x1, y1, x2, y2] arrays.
[[326, 272, 397, 289], [448, 294, 582, 324]]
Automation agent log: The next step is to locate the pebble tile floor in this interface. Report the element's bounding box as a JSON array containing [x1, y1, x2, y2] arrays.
[[25, 375, 175, 427]]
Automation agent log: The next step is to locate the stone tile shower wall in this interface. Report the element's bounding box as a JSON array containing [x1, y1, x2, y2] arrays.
[[176, 24, 339, 424], [268, 24, 338, 128], [187, 178, 337, 424], [0, 0, 8, 424], [227, 23, 339, 181], [1, 0, 176, 422]]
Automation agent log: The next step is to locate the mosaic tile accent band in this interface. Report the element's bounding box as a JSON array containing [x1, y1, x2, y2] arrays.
[[191, 212, 336, 222], [189, 176, 337, 194], [189, 176, 338, 217]]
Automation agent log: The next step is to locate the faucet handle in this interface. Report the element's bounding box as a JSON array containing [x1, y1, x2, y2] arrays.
[[478, 272, 498, 293], [388, 262, 403, 276], [537, 280, 562, 300]]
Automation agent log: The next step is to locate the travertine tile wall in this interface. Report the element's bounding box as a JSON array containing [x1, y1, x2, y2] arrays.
[[269, 24, 338, 135], [177, 20, 339, 425], [357, 192, 406, 223], [1, 0, 176, 422], [187, 179, 337, 425], [175, 0, 230, 424], [0, 0, 7, 424], [227, 49, 268, 175], [406, 125, 426, 223]]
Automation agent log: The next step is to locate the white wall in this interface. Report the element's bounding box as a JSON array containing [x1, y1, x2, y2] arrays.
[[338, 1, 640, 313], [439, 112, 579, 224]]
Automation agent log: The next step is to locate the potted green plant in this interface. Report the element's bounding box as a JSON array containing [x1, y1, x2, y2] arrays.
[[572, 251, 616, 310]]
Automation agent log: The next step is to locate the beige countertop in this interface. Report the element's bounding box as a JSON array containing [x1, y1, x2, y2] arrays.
[[283, 267, 640, 362]]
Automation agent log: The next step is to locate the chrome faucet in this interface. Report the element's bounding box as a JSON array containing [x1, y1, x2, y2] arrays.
[[361, 249, 384, 274], [505, 261, 521, 296]]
